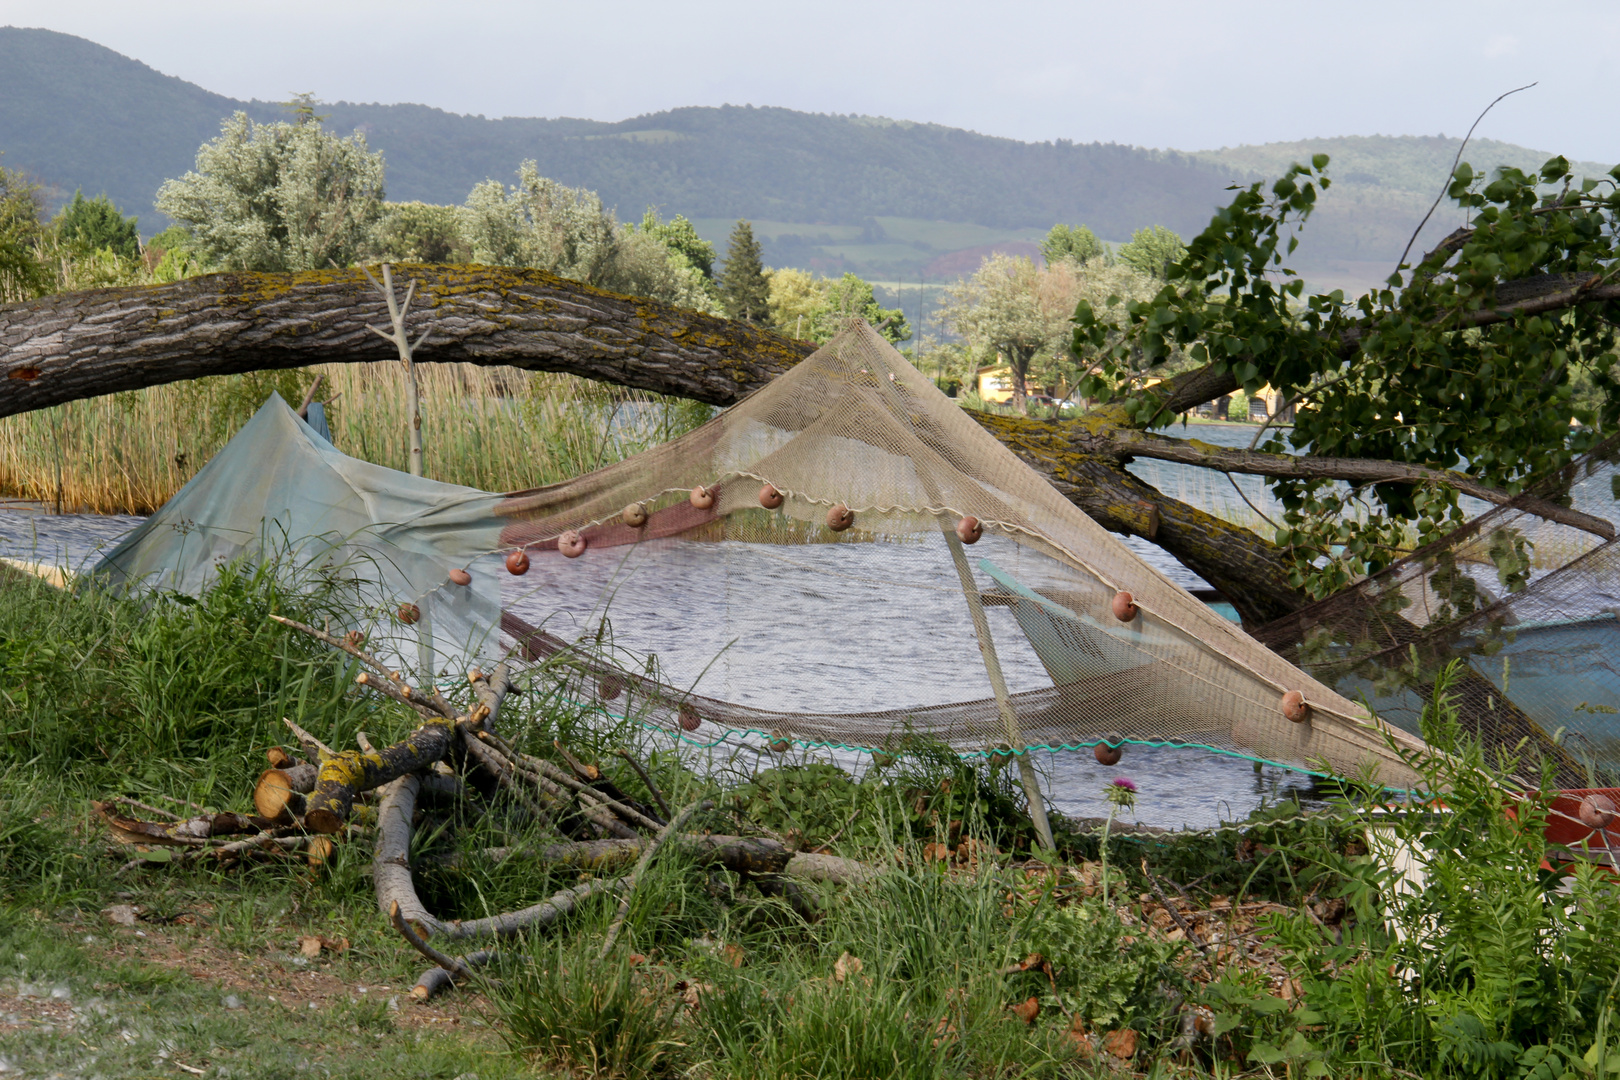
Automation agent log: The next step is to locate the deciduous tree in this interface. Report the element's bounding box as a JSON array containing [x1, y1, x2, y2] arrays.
[[155, 112, 386, 272]]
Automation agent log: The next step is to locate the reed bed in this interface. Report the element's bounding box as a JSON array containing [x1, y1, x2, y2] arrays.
[[0, 364, 711, 515]]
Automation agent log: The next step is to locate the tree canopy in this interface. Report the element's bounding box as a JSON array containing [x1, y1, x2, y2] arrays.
[[719, 220, 770, 323], [155, 112, 386, 272], [763, 268, 909, 345], [1077, 153, 1620, 596], [1041, 223, 1106, 266], [53, 191, 139, 259], [1115, 224, 1187, 279]]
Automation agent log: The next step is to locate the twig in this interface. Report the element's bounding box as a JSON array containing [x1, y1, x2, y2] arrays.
[[1395, 82, 1537, 274], [108, 795, 180, 821], [819, 803, 865, 851], [553, 739, 600, 781], [356, 731, 376, 755], [615, 748, 672, 820], [599, 797, 713, 959], [271, 614, 447, 719], [1142, 859, 1209, 954], [282, 717, 336, 761]]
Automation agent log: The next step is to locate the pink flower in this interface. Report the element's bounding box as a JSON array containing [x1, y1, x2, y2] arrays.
[[1112, 777, 1138, 793]]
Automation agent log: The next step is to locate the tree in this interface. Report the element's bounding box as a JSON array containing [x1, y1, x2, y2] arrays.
[[719, 220, 769, 322], [0, 158, 49, 302], [1115, 224, 1187, 279], [1041, 223, 1106, 266], [155, 112, 386, 272], [370, 202, 470, 264], [462, 165, 717, 312], [638, 210, 715, 280], [1075, 153, 1620, 600], [53, 191, 139, 259], [939, 254, 1085, 413], [763, 268, 909, 343]]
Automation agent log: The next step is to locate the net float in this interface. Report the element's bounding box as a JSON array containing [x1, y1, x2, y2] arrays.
[[505, 550, 530, 575], [1578, 793, 1616, 831], [826, 504, 855, 532], [448, 567, 472, 586], [690, 485, 716, 509], [1111, 591, 1138, 621], [1094, 733, 1124, 766], [956, 515, 982, 544], [622, 503, 649, 528], [599, 674, 624, 701], [558, 530, 587, 558], [678, 702, 701, 731], [759, 483, 784, 510], [396, 603, 420, 625], [1281, 690, 1311, 724], [767, 730, 793, 753]]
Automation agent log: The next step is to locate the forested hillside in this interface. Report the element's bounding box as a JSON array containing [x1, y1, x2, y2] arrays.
[[3, 26, 1613, 290]]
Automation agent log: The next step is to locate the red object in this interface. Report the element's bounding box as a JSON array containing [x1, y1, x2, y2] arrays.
[[622, 503, 649, 528], [689, 485, 716, 510], [1517, 787, 1620, 875], [558, 530, 587, 558], [678, 703, 701, 731], [826, 504, 855, 532], [1111, 591, 1138, 622], [956, 516, 982, 544], [448, 568, 472, 586], [1094, 735, 1123, 766], [759, 484, 784, 510], [343, 630, 365, 649], [1281, 690, 1310, 724], [599, 674, 624, 702], [396, 603, 420, 625], [505, 549, 530, 576]]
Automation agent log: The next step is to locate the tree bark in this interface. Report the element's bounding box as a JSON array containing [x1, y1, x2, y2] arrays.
[[305, 717, 459, 834], [6, 264, 1563, 623]]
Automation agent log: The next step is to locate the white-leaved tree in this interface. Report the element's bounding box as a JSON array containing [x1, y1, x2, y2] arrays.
[[156, 112, 386, 272], [462, 161, 717, 313]]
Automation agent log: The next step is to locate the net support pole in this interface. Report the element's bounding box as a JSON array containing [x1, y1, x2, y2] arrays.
[[940, 526, 1056, 851]]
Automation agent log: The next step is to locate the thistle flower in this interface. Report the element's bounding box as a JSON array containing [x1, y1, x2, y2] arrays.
[[1104, 775, 1138, 809]]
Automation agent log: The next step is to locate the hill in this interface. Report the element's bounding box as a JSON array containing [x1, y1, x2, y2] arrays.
[[1, 27, 1614, 294]]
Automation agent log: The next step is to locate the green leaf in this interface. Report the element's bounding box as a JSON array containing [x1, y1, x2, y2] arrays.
[[1311, 153, 1330, 170], [140, 849, 173, 863]]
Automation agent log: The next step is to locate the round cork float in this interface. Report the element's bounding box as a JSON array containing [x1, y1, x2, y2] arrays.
[[505, 550, 530, 576], [1578, 793, 1616, 831], [558, 530, 587, 558], [448, 567, 472, 586], [759, 484, 784, 510], [1111, 591, 1138, 622], [1281, 690, 1311, 724], [956, 516, 982, 544], [690, 485, 716, 510], [622, 503, 649, 528], [826, 504, 855, 532]]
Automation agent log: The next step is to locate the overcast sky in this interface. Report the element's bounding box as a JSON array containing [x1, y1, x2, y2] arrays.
[[7, 0, 1617, 163]]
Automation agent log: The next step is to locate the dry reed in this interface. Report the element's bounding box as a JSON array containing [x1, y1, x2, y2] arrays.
[[0, 363, 710, 515]]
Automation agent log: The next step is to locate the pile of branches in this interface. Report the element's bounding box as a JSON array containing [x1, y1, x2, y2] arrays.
[[94, 616, 874, 998]]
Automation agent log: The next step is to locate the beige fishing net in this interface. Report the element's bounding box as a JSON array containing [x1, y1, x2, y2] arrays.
[[492, 322, 1427, 791]]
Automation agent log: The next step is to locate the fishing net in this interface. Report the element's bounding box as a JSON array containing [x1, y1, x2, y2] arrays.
[[488, 322, 1424, 788], [1253, 440, 1620, 789], [91, 322, 1429, 792]]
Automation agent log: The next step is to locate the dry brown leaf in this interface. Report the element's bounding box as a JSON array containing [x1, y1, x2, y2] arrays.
[[922, 842, 951, 863], [300, 936, 323, 958], [722, 943, 745, 969], [300, 934, 349, 958], [931, 1017, 958, 1048], [833, 951, 863, 984], [1102, 1027, 1138, 1059], [1010, 996, 1040, 1025], [103, 904, 139, 927]]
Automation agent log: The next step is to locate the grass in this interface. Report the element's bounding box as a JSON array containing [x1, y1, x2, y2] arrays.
[[4, 561, 1620, 1079], [0, 363, 712, 514]]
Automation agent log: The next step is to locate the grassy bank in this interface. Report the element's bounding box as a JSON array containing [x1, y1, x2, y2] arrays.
[[0, 364, 712, 514], [3, 563, 1619, 1078]]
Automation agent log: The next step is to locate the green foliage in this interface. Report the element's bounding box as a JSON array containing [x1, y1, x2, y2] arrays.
[[823, 272, 910, 342], [719, 219, 770, 322], [1041, 222, 1107, 266], [368, 200, 469, 263], [144, 223, 209, 281], [52, 190, 139, 258], [638, 208, 716, 279], [462, 163, 717, 311], [1197, 664, 1620, 1079], [1115, 223, 1187, 278], [764, 267, 909, 343], [155, 111, 386, 272], [1076, 153, 1620, 595], [0, 156, 51, 301]]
